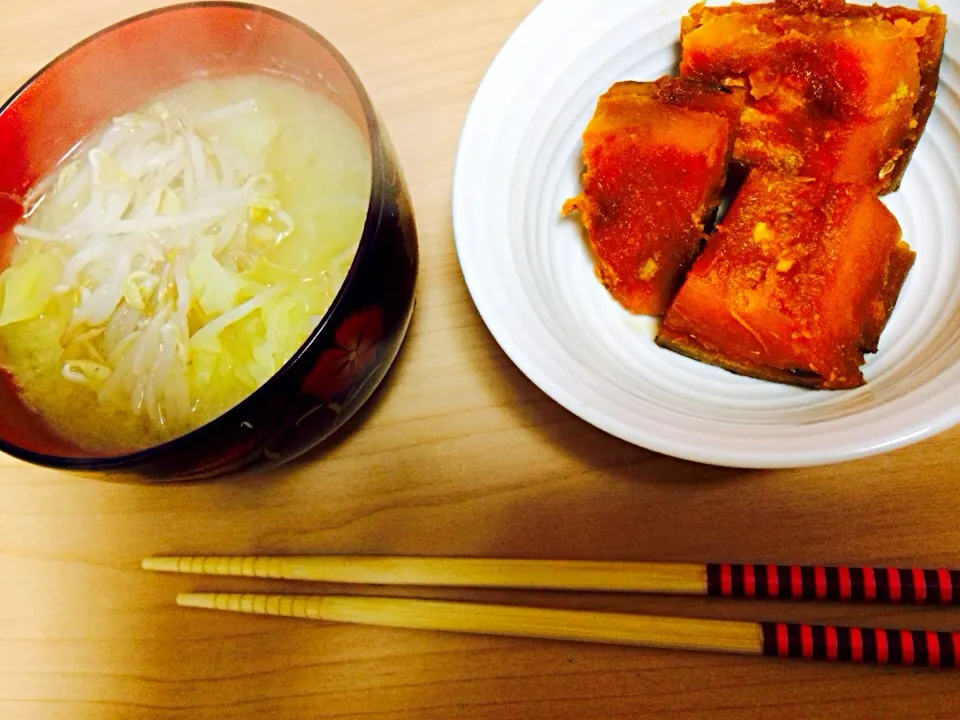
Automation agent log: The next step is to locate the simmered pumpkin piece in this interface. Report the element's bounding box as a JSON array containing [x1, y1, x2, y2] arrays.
[[563, 77, 745, 315], [657, 171, 913, 388], [680, 0, 945, 193]]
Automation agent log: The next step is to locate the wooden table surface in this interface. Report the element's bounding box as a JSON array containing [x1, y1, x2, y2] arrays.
[[2, 1, 960, 717]]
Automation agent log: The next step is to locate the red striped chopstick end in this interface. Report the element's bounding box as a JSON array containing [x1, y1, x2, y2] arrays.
[[706, 564, 960, 605], [761, 623, 960, 668]]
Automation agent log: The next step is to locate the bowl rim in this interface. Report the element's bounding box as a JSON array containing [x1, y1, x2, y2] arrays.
[[0, 1, 386, 470]]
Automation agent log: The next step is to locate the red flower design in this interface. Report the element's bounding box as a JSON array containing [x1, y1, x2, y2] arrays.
[[303, 307, 384, 400]]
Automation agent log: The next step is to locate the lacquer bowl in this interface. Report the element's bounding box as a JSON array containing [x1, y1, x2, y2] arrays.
[[0, 2, 418, 481]]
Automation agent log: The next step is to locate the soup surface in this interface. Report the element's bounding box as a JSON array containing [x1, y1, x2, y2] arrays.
[[0, 73, 372, 454]]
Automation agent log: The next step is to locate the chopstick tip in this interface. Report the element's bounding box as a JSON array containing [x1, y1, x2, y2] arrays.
[[177, 593, 217, 609], [142, 556, 181, 573]]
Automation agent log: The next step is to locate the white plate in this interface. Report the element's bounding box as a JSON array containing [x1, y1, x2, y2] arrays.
[[452, 0, 960, 468]]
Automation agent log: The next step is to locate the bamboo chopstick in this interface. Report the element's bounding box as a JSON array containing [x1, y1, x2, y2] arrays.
[[176, 592, 960, 668], [144, 555, 960, 604], [145, 556, 705, 594]]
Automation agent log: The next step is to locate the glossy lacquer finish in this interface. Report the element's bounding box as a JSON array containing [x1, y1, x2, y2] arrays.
[[0, 2, 418, 481]]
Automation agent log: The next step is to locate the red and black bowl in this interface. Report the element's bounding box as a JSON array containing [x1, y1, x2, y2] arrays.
[[0, 2, 418, 481]]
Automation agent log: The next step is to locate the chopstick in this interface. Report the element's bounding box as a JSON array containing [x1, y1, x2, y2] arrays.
[[143, 555, 960, 604], [176, 592, 960, 668]]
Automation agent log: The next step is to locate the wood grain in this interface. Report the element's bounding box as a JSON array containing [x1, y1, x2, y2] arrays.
[[2, 1, 960, 718]]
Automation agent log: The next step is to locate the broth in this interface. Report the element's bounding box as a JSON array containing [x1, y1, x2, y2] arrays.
[[0, 73, 371, 454]]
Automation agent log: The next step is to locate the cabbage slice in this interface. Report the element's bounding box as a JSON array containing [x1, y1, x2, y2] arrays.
[[0, 252, 61, 327]]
